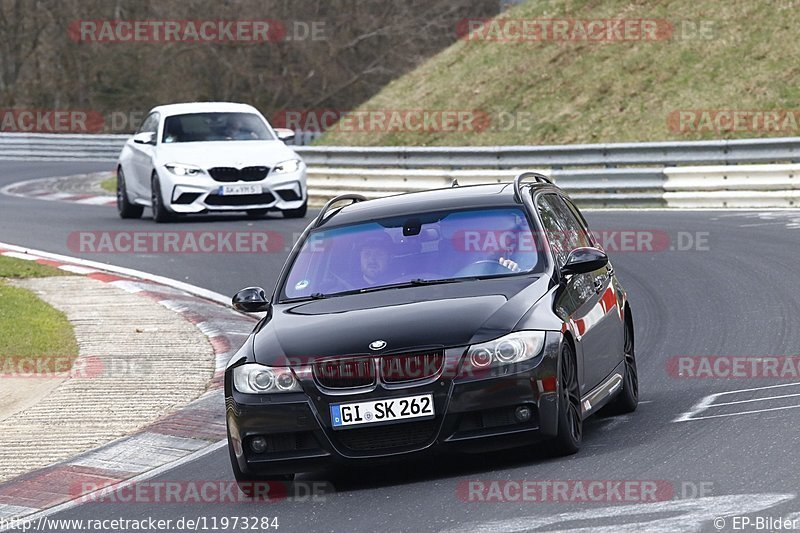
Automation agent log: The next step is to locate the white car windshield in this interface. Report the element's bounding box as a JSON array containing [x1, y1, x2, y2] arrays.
[[162, 112, 275, 143]]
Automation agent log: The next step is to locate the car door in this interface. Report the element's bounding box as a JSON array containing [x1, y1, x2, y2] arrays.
[[128, 112, 159, 199], [536, 193, 614, 393]]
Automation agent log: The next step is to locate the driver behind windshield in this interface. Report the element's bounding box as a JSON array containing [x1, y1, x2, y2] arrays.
[[358, 231, 521, 288], [223, 115, 253, 140], [359, 234, 394, 286]]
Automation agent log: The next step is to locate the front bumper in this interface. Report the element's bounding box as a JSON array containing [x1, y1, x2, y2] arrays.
[[225, 332, 562, 477], [157, 167, 307, 214]]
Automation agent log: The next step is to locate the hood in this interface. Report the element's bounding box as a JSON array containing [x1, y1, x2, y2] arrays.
[[251, 275, 552, 366], [154, 140, 300, 169]]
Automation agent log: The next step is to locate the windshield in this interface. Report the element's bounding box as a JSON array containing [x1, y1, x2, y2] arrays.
[[161, 112, 275, 143], [282, 207, 544, 301]]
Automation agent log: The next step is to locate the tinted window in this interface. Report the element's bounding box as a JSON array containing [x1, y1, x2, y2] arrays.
[[282, 208, 544, 300], [536, 194, 592, 268], [161, 112, 274, 143]]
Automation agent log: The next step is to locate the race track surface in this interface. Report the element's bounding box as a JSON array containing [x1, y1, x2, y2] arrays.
[[2, 162, 799, 532]]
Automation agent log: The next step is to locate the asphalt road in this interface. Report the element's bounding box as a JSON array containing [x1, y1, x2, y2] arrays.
[[3, 162, 800, 532]]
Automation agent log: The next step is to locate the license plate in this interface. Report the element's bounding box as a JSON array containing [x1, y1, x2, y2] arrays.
[[330, 393, 434, 430], [219, 184, 262, 196]]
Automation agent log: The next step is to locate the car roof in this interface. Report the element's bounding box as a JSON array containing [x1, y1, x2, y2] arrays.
[[148, 102, 263, 118], [318, 182, 561, 228]]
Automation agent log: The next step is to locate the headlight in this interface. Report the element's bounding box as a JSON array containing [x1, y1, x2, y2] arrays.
[[272, 159, 302, 174], [465, 331, 545, 369], [165, 163, 204, 177], [232, 364, 302, 394]]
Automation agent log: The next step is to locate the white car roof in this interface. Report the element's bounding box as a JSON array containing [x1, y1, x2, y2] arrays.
[[148, 102, 263, 118]]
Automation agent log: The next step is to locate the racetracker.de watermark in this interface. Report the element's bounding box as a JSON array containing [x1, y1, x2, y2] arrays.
[[0, 355, 151, 379], [69, 19, 326, 43], [457, 18, 716, 42], [453, 229, 710, 253], [272, 109, 490, 134], [668, 109, 800, 135], [0, 109, 105, 133], [68, 231, 285, 254], [73, 480, 333, 504], [668, 356, 800, 379], [457, 480, 713, 503]]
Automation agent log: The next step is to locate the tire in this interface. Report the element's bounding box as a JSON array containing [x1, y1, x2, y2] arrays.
[[605, 318, 639, 415], [548, 341, 582, 456], [227, 436, 295, 498], [150, 174, 174, 223], [117, 168, 144, 219], [282, 201, 307, 219], [246, 209, 269, 219]]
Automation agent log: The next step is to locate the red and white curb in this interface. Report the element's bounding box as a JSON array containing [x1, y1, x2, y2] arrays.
[[0, 243, 256, 525], [0, 176, 115, 206]]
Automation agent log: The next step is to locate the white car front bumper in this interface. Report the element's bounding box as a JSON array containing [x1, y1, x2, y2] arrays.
[[158, 166, 307, 214]]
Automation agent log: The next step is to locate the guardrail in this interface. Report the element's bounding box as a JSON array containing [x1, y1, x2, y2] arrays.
[[3, 133, 800, 207]]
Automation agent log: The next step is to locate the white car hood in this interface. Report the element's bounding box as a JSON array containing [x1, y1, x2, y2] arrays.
[[154, 140, 301, 169]]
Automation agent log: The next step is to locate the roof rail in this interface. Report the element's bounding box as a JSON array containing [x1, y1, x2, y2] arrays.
[[513, 171, 553, 202], [312, 193, 367, 229]]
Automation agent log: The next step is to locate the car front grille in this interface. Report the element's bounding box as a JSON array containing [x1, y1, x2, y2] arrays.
[[208, 166, 270, 182], [204, 192, 276, 206], [381, 352, 444, 383], [314, 357, 376, 389], [335, 419, 437, 452], [312, 351, 445, 389]]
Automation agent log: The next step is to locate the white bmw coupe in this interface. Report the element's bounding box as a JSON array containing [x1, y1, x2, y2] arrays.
[[116, 102, 307, 222]]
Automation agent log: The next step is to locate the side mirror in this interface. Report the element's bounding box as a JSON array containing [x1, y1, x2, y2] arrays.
[[561, 247, 608, 276], [133, 131, 156, 145], [274, 128, 295, 143], [232, 287, 271, 313]]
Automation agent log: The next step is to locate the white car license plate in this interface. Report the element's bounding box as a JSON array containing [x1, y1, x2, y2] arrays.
[[219, 184, 262, 196], [330, 393, 434, 430]]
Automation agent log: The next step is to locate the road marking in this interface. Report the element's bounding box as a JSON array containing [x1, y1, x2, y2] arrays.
[[674, 382, 800, 422], [439, 493, 794, 533]]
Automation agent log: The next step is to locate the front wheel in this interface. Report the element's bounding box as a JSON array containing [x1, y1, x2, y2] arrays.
[[282, 201, 307, 219], [151, 174, 174, 223], [605, 318, 639, 415], [117, 168, 144, 219], [547, 341, 582, 456]]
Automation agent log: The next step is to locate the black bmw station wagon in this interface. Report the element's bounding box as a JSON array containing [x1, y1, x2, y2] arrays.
[[225, 172, 638, 489]]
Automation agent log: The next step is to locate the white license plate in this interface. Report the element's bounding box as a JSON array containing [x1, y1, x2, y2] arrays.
[[219, 184, 262, 196], [330, 393, 434, 430]]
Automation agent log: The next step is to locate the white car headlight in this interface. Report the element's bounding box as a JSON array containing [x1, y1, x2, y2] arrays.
[[272, 159, 302, 174], [233, 364, 302, 394], [165, 163, 204, 177], [466, 331, 545, 369]]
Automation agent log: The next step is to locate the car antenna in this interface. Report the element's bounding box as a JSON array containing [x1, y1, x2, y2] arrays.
[[451, 178, 459, 187]]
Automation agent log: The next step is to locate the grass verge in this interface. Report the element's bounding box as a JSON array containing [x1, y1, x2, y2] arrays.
[[0, 256, 78, 366]]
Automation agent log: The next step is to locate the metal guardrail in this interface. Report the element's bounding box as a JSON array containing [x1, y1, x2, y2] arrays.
[[3, 133, 800, 208], [2, 133, 800, 167], [294, 138, 800, 169]]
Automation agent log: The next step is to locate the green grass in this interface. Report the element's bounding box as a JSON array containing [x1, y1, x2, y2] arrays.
[[0, 256, 77, 365], [100, 177, 116, 194], [0, 255, 70, 278], [320, 0, 800, 146]]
